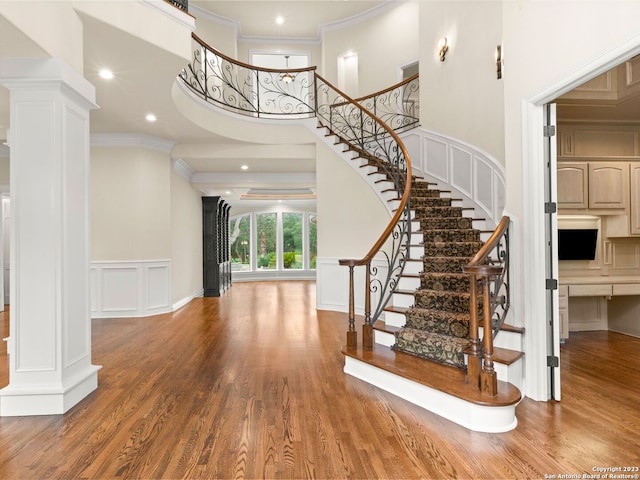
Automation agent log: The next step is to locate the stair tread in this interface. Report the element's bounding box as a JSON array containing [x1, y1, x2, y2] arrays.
[[342, 343, 521, 407], [373, 319, 401, 334]]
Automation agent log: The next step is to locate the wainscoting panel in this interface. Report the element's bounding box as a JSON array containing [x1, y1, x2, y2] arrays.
[[402, 129, 506, 227], [91, 260, 172, 318], [316, 257, 385, 315]]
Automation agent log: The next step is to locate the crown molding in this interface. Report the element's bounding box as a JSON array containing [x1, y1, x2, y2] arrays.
[[191, 172, 316, 184], [238, 35, 320, 46], [91, 133, 175, 153], [320, 0, 404, 35], [142, 0, 196, 30], [172, 158, 195, 180], [189, 3, 239, 32]]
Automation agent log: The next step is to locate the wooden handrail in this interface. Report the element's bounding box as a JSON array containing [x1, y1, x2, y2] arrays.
[[467, 215, 510, 267], [331, 73, 419, 108], [192, 33, 317, 75]]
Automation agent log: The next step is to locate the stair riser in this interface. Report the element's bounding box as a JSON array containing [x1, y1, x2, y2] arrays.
[[420, 274, 471, 292], [479, 327, 523, 351], [384, 310, 406, 328], [392, 292, 415, 308], [421, 218, 474, 230], [403, 261, 422, 275], [422, 230, 481, 243], [423, 243, 483, 257], [414, 294, 471, 313], [494, 359, 524, 392], [423, 258, 470, 273], [409, 245, 424, 258], [374, 329, 396, 347], [397, 276, 420, 291]]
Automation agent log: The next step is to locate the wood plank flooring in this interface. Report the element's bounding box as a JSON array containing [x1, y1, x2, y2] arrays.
[[0, 280, 638, 479]]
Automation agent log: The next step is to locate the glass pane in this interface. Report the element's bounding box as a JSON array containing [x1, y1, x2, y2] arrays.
[[283, 213, 303, 270], [309, 214, 317, 270], [256, 213, 277, 270], [230, 215, 251, 271]]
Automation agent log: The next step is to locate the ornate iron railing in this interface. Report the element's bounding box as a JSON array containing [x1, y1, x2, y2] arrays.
[[180, 34, 317, 118], [463, 216, 511, 396], [178, 34, 415, 349], [351, 74, 420, 134]]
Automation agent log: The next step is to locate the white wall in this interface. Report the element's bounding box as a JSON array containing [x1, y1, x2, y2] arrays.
[[0, 1, 83, 72], [503, 1, 640, 218], [90, 146, 171, 261], [321, 1, 419, 94], [315, 139, 389, 259], [170, 166, 203, 307], [193, 8, 238, 58], [418, 1, 504, 164]]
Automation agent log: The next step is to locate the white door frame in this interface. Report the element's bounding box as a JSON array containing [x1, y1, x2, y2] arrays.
[[521, 34, 640, 402]]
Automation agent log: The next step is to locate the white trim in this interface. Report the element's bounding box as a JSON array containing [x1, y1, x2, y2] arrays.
[[172, 158, 195, 181], [90, 260, 172, 319], [142, 0, 195, 30], [239, 36, 320, 46], [344, 356, 518, 433], [520, 32, 640, 402], [192, 172, 316, 185], [321, 0, 404, 35], [188, 3, 239, 32], [90, 133, 175, 153], [172, 289, 204, 311], [401, 128, 506, 227], [232, 270, 316, 282]]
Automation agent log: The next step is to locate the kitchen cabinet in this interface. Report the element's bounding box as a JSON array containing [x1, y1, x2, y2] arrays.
[[558, 161, 629, 214]]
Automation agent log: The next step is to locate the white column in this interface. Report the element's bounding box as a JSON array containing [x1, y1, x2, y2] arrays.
[[0, 58, 101, 416]]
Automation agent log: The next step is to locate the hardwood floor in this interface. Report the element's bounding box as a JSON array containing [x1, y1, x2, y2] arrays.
[[0, 281, 638, 479]]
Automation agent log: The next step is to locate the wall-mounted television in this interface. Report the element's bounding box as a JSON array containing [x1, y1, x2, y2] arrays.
[[557, 228, 598, 261]]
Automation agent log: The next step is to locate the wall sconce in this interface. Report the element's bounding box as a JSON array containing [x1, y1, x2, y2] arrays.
[[438, 37, 449, 62], [495, 44, 503, 79]]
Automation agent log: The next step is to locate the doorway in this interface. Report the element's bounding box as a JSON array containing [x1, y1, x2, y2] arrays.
[[524, 43, 640, 402]]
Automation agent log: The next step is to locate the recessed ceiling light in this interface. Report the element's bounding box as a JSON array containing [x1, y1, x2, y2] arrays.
[[225, 191, 231, 195], [276, 15, 284, 25], [145, 113, 157, 122], [241, 165, 249, 170], [99, 69, 114, 80]]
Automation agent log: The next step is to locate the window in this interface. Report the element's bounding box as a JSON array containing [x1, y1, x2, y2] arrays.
[[230, 215, 251, 271], [308, 214, 317, 270], [256, 213, 277, 270], [283, 213, 303, 269], [229, 210, 316, 274]]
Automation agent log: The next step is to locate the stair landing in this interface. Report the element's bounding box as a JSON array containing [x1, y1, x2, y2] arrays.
[[342, 343, 521, 432]]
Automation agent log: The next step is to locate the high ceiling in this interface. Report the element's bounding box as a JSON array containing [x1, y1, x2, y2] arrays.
[[0, 1, 390, 206], [2, 2, 639, 207]]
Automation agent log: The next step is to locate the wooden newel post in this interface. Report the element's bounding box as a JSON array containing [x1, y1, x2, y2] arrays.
[[463, 264, 503, 396], [465, 272, 481, 388], [363, 263, 373, 349], [346, 265, 357, 348]]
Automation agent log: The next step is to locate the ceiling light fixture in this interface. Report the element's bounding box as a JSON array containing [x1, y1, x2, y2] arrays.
[[276, 15, 284, 25], [281, 55, 295, 84], [99, 69, 114, 80], [145, 113, 157, 122], [241, 165, 249, 170]]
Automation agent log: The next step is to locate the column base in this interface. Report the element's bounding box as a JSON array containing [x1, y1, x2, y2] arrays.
[[0, 365, 101, 416]]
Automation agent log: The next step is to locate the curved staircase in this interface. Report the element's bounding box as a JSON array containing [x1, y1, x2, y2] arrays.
[[176, 33, 523, 432]]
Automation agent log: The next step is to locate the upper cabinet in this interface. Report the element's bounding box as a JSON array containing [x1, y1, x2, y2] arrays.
[[558, 161, 629, 213]]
